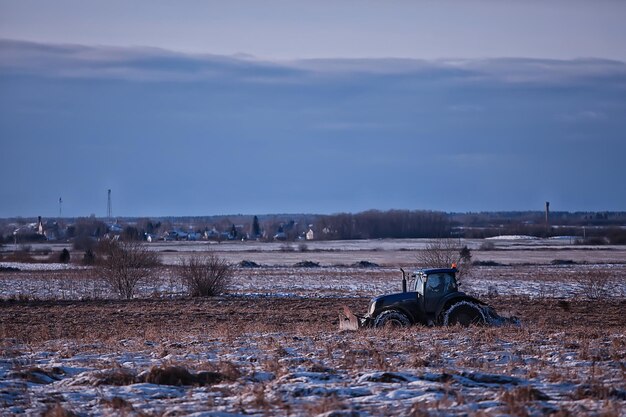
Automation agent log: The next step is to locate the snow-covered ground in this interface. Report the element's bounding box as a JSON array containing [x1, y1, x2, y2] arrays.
[[0, 262, 85, 271], [1, 327, 624, 416], [1, 264, 625, 301]]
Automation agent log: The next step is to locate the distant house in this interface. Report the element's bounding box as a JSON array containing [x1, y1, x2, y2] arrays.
[[204, 228, 219, 240], [164, 230, 188, 241], [306, 228, 315, 240], [108, 223, 124, 234], [12, 218, 47, 242], [187, 232, 201, 241]]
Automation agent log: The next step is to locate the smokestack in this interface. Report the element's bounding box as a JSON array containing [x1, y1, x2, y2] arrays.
[[107, 189, 112, 219], [545, 201, 550, 231]]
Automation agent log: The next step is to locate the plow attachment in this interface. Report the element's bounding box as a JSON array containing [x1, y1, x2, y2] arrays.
[[339, 306, 366, 331]]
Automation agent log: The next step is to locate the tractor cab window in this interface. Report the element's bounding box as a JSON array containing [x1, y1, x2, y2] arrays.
[[443, 273, 458, 292], [426, 274, 445, 295], [426, 273, 458, 294], [414, 275, 425, 295]]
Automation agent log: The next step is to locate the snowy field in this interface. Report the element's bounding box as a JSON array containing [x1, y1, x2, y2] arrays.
[[1, 264, 625, 301], [1, 239, 624, 416], [1, 297, 624, 417], [2, 326, 625, 416], [1, 238, 625, 301]]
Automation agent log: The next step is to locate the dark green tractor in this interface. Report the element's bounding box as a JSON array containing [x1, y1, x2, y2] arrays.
[[339, 267, 517, 330]]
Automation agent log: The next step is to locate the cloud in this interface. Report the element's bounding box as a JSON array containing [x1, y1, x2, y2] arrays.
[[1, 39, 625, 215], [449, 57, 626, 86], [0, 39, 303, 83], [557, 110, 609, 123], [2, 39, 626, 87]]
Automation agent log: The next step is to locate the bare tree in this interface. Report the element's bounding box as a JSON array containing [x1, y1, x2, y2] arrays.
[[97, 240, 160, 299], [416, 239, 473, 285], [179, 254, 232, 297], [575, 270, 613, 299]]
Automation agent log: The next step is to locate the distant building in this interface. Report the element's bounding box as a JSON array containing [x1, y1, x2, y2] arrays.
[[108, 223, 123, 234], [204, 228, 219, 240], [36, 216, 44, 236], [306, 228, 315, 240], [273, 231, 287, 241]]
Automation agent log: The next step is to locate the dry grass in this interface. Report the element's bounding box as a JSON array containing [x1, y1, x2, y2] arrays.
[[100, 396, 135, 412], [42, 404, 78, 417]]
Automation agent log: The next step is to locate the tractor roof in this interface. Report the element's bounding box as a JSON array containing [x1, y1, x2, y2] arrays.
[[416, 267, 458, 275]]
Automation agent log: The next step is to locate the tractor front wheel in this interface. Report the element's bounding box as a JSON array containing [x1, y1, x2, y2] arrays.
[[374, 310, 411, 328]]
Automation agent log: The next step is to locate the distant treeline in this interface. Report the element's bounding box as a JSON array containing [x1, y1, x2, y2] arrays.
[[1, 210, 626, 244], [450, 211, 626, 243], [316, 210, 450, 240]]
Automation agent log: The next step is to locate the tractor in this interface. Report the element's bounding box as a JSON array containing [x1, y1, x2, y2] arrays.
[[339, 267, 517, 330]]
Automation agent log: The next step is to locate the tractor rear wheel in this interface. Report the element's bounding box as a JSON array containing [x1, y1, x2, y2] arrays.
[[443, 302, 485, 327], [374, 310, 411, 328]]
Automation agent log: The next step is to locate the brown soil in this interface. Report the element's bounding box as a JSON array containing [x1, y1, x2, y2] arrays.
[[1, 296, 624, 344]]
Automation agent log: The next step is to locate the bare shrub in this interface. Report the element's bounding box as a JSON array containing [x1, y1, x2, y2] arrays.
[[91, 368, 137, 386], [97, 240, 160, 299], [575, 270, 613, 300], [179, 254, 232, 297], [417, 239, 460, 268], [82, 249, 96, 265], [416, 239, 473, 284], [142, 366, 223, 386], [59, 248, 71, 264], [294, 260, 320, 268]]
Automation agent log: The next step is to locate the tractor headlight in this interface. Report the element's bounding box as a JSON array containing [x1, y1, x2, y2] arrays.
[[367, 299, 377, 316]]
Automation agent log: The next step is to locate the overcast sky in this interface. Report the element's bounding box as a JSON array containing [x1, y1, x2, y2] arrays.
[[1, 1, 625, 217]]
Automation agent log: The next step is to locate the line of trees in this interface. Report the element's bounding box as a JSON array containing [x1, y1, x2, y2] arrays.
[[317, 210, 451, 240]]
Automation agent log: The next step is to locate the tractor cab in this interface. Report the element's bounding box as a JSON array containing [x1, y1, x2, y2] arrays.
[[412, 268, 459, 313]]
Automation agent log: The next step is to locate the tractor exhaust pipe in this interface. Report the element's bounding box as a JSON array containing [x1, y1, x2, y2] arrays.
[[400, 268, 407, 293]]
